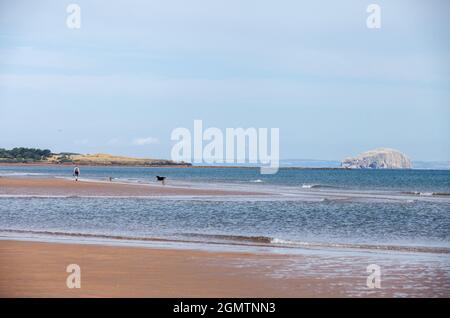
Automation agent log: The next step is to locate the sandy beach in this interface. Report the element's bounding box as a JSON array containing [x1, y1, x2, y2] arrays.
[[0, 239, 448, 298], [0, 177, 265, 197], [0, 240, 334, 298]]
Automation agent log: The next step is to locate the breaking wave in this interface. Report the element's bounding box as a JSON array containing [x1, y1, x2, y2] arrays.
[[1, 228, 448, 255], [301, 184, 341, 189], [0, 172, 46, 177]]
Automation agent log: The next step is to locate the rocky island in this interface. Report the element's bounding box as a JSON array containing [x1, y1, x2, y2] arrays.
[[341, 148, 412, 169]]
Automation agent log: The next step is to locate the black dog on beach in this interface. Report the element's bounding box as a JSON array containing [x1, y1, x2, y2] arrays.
[[156, 176, 167, 185]]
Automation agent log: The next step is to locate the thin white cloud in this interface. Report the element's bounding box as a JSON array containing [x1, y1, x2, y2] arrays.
[[74, 139, 89, 145], [132, 137, 159, 146]]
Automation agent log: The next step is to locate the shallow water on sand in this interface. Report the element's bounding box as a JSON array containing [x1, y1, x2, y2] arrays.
[[0, 196, 448, 255], [1, 165, 450, 192]]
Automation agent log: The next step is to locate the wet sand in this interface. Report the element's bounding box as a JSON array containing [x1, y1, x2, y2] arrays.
[[0, 240, 335, 298], [0, 177, 265, 197], [0, 240, 448, 297]]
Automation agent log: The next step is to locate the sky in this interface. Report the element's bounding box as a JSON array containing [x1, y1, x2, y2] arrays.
[[0, 0, 449, 161]]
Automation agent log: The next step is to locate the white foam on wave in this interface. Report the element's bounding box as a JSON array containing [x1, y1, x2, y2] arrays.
[[271, 238, 305, 245], [0, 172, 46, 177]]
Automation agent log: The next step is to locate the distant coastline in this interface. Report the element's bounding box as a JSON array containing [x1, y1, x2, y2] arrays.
[[1, 148, 448, 169], [0, 162, 192, 168], [0, 148, 190, 167], [1, 162, 449, 171], [0, 161, 342, 170]]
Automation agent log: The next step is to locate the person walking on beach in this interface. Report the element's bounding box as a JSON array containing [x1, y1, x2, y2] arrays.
[[73, 166, 80, 181]]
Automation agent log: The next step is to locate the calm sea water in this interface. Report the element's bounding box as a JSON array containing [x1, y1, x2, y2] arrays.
[[0, 166, 449, 254], [1, 165, 450, 191]]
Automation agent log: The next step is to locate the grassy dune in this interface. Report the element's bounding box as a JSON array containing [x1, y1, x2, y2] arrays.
[[46, 153, 189, 167]]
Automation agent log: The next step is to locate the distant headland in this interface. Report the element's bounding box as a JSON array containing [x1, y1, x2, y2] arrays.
[[0, 148, 191, 167]]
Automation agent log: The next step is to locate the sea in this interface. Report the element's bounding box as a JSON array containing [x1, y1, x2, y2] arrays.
[[0, 165, 449, 256]]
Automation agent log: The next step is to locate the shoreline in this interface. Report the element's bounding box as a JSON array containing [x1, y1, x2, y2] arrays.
[[1, 176, 448, 204], [2, 228, 449, 255], [0, 177, 267, 197]]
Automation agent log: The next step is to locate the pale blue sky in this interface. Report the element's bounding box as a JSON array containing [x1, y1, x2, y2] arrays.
[[0, 0, 449, 161]]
